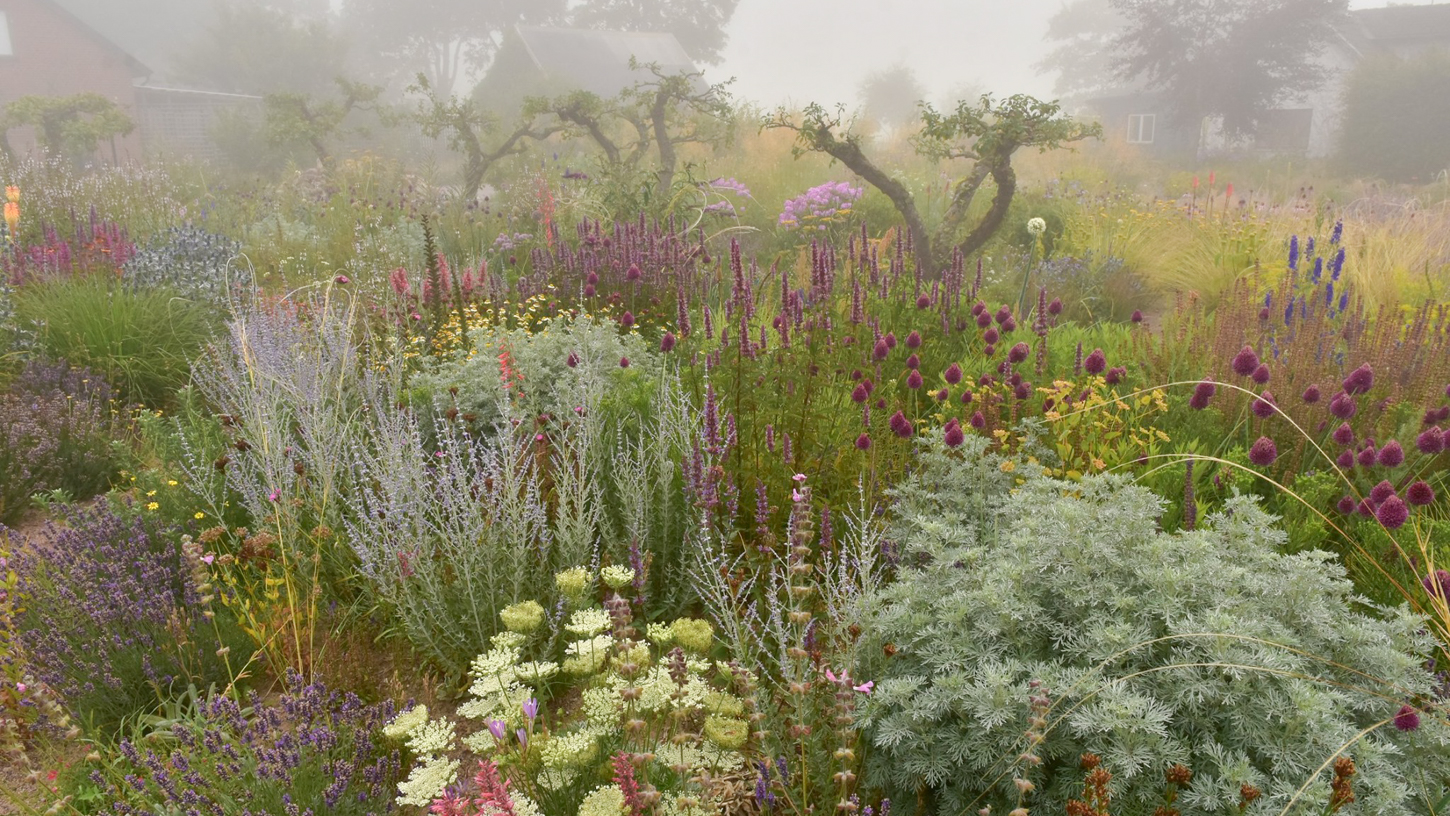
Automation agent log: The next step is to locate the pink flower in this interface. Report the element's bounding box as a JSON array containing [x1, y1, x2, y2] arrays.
[[267, 489, 280, 502]]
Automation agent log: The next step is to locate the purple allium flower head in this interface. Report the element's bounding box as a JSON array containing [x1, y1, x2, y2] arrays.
[[1249, 436, 1278, 466], [876, 397, 887, 409], [1337, 495, 1357, 515], [851, 383, 870, 403], [1416, 427, 1444, 454], [626, 263, 642, 282], [944, 423, 965, 448], [1377, 495, 1409, 529], [1008, 343, 1030, 364], [906, 370, 924, 390], [1048, 298, 1063, 316], [969, 411, 986, 428], [566, 352, 579, 368], [1370, 480, 1396, 505], [983, 344, 996, 357], [620, 311, 635, 328], [855, 433, 872, 450], [935, 387, 950, 401], [1336, 450, 1355, 469], [873, 339, 889, 360], [1131, 310, 1143, 324], [1013, 381, 1032, 401], [995, 305, 1012, 325], [916, 295, 931, 309], [1357, 498, 1375, 517], [1251, 364, 1271, 384], [976, 310, 992, 328], [1423, 569, 1450, 599], [1342, 363, 1374, 395], [906, 354, 920, 370], [906, 331, 922, 349], [1105, 367, 1125, 385], [889, 411, 912, 438], [1333, 423, 1355, 446], [1002, 317, 1017, 332], [944, 363, 963, 385], [1394, 705, 1421, 732], [982, 327, 999, 345], [1189, 381, 1216, 410], [1302, 385, 1321, 404], [619, 356, 630, 368], [587, 271, 600, 286], [1252, 391, 1276, 419], [1377, 439, 1405, 468], [885, 332, 897, 349], [661, 332, 677, 352], [960, 389, 973, 404], [1329, 391, 1358, 419], [1357, 445, 1377, 468], [1407, 480, 1435, 506], [1259, 307, 1272, 321], [1084, 348, 1107, 375], [1231, 346, 1260, 377], [334, 274, 349, 284], [972, 302, 985, 316]]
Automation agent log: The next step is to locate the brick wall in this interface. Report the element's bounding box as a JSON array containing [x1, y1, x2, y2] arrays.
[[0, 0, 146, 161]]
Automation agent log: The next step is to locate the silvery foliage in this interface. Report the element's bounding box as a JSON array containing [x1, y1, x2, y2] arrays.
[[179, 288, 362, 549], [123, 225, 243, 303], [860, 436, 1450, 816], [348, 317, 699, 676]]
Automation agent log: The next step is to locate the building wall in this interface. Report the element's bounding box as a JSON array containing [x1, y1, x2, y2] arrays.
[[0, 0, 144, 160]]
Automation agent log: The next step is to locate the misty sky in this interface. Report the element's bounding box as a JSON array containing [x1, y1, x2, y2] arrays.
[[711, 0, 1441, 109]]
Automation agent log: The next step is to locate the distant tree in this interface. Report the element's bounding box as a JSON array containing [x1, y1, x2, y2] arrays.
[[1338, 50, 1450, 183], [410, 75, 562, 202], [1036, 0, 1126, 103], [569, 0, 741, 65], [173, 2, 347, 96], [263, 79, 385, 165], [1107, 0, 1348, 136], [0, 94, 134, 162], [858, 64, 927, 128], [767, 95, 1100, 276], [347, 0, 562, 95]]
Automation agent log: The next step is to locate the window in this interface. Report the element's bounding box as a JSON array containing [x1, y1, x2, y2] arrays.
[[0, 12, 12, 57], [1127, 113, 1155, 144]]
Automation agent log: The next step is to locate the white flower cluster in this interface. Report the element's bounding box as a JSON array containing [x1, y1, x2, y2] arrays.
[[565, 608, 612, 637], [385, 706, 461, 807]]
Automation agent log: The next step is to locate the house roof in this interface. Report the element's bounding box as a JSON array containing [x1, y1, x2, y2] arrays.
[[514, 26, 700, 98], [37, 0, 151, 78], [46, 0, 217, 83]]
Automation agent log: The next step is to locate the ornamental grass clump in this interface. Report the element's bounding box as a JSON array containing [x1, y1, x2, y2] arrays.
[[858, 437, 1450, 816]]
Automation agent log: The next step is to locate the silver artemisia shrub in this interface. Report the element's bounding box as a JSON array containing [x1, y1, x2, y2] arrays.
[[858, 436, 1450, 816]]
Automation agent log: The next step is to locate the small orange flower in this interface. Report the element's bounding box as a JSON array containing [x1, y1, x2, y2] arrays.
[[4, 186, 17, 203], [3, 201, 18, 234]]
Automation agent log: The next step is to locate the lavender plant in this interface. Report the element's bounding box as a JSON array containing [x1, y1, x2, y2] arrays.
[[87, 674, 402, 816], [858, 436, 1450, 816], [10, 502, 244, 738]]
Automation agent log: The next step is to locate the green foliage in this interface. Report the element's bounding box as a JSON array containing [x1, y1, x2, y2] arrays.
[[15, 277, 217, 407], [859, 438, 1450, 816], [263, 79, 384, 165], [1, 94, 134, 162], [1338, 50, 1450, 183]]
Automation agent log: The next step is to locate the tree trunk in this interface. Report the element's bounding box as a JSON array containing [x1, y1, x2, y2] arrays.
[[650, 91, 676, 193], [817, 138, 934, 277], [954, 159, 1017, 261]]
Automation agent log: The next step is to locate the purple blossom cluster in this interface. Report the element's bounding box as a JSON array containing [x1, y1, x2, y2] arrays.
[[779, 181, 863, 230], [11, 503, 235, 736], [92, 673, 401, 816]]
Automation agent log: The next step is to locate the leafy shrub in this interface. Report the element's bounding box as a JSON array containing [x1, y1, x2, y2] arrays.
[[859, 437, 1450, 816], [16, 276, 217, 406], [11, 503, 246, 737], [1338, 50, 1450, 183], [0, 359, 125, 525], [123, 224, 242, 302], [86, 676, 402, 816]]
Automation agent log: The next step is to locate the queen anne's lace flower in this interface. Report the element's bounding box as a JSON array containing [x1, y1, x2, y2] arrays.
[[396, 756, 459, 807], [566, 608, 612, 637], [578, 785, 627, 816], [383, 704, 428, 739]]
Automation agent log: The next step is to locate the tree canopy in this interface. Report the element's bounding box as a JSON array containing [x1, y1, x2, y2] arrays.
[[173, 2, 348, 96]]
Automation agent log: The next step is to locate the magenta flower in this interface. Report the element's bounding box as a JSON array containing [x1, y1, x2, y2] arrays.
[[972, 302, 985, 316], [1407, 481, 1435, 506], [935, 388, 949, 401], [960, 389, 974, 404], [488, 719, 508, 740], [906, 331, 922, 349], [1252, 391, 1276, 419], [626, 264, 642, 282], [1416, 427, 1444, 454], [1048, 298, 1063, 316], [1394, 705, 1421, 732], [1251, 364, 1271, 385], [855, 433, 872, 450], [1370, 480, 1396, 505], [1336, 495, 1357, 515], [1302, 384, 1321, 404], [873, 339, 889, 360], [1084, 348, 1106, 375], [906, 370, 924, 390], [994, 305, 1012, 325], [1231, 346, 1260, 377], [661, 332, 677, 352], [976, 311, 992, 328], [1357, 445, 1377, 468], [916, 295, 931, 309], [984, 344, 996, 357], [969, 411, 986, 428], [885, 332, 897, 349], [1014, 382, 1032, 400], [1336, 450, 1355, 469], [1249, 436, 1278, 466], [566, 352, 579, 368], [620, 311, 635, 329], [983, 327, 1000, 345], [334, 274, 350, 284], [1002, 317, 1017, 332], [1342, 363, 1374, 395], [1377, 440, 1405, 467], [1357, 498, 1375, 517], [1189, 381, 1216, 410], [944, 363, 963, 385], [1008, 343, 1030, 364], [523, 698, 539, 721], [1329, 392, 1357, 419], [1424, 569, 1450, 599], [1376, 495, 1409, 529], [944, 422, 965, 448], [1131, 310, 1144, 324], [619, 356, 630, 368], [889, 411, 912, 438], [1333, 423, 1355, 446], [906, 354, 920, 370], [851, 383, 869, 403]]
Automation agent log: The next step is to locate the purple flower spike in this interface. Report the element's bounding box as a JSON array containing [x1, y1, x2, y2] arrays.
[[1302, 385, 1321, 404], [1377, 495, 1409, 529], [1252, 391, 1276, 419], [1377, 440, 1405, 468], [1407, 481, 1435, 506], [1394, 705, 1421, 732], [1333, 423, 1355, 447], [1329, 392, 1358, 419], [1342, 363, 1374, 395], [1370, 480, 1396, 505], [1251, 364, 1271, 384], [1249, 436, 1278, 466], [944, 363, 963, 385], [1231, 346, 1260, 377], [1084, 348, 1107, 375], [1189, 381, 1216, 410]]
